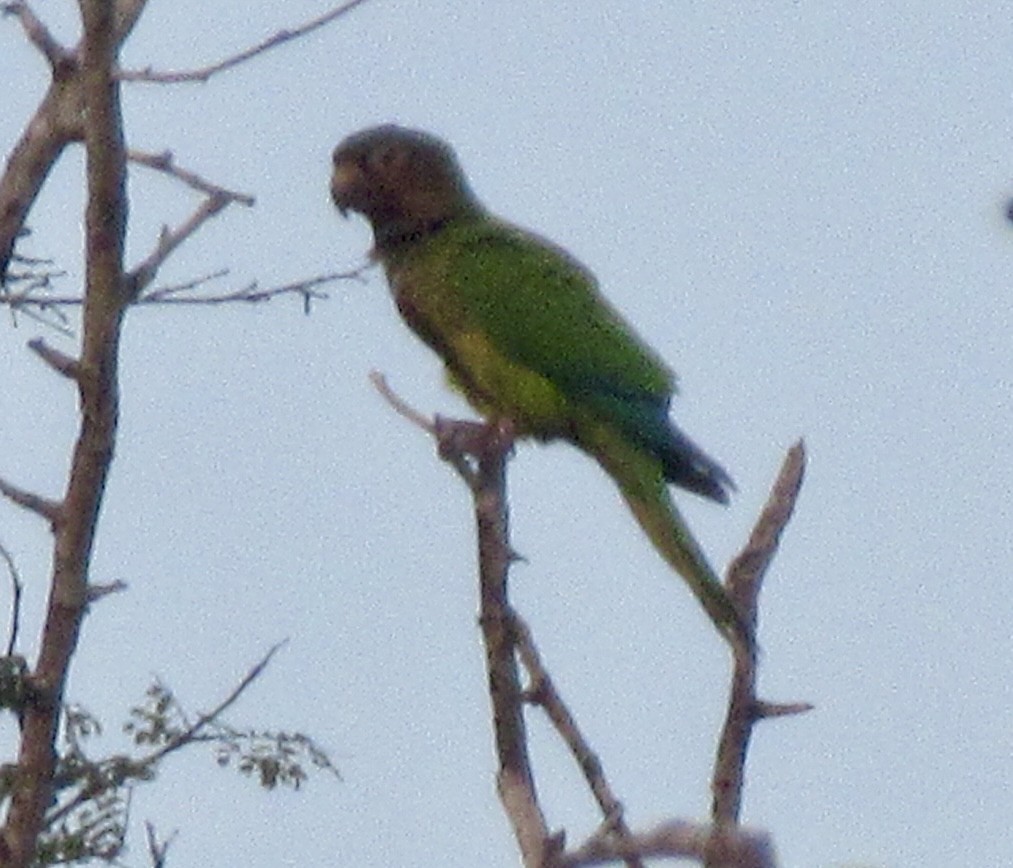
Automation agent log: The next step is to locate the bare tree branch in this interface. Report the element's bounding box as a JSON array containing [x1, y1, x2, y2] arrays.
[[144, 821, 176, 868], [0, 0, 146, 284], [710, 441, 811, 841], [0, 57, 82, 284], [1, 2, 72, 67], [137, 270, 361, 310], [2, 270, 367, 317], [1, 0, 365, 861], [128, 192, 233, 298], [121, 148, 257, 298], [28, 337, 80, 379], [119, 0, 375, 83], [370, 380, 553, 864], [469, 429, 554, 868], [0, 0, 357, 283], [0, 0, 130, 860]]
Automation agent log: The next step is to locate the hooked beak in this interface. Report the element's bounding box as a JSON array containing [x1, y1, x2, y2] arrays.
[[330, 159, 363, 217]]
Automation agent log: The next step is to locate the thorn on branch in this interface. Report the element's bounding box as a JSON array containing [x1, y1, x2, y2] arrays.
[[753, 700, 814, 720], [86, 580, 128, 605]]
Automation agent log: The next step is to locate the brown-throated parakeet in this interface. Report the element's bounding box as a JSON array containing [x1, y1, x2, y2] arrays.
[[331, 125, 747, 647]]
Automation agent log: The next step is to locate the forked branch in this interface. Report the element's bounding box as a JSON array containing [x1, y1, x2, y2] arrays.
[[373, 377, 807, 868], [710, 442, 811, 840]]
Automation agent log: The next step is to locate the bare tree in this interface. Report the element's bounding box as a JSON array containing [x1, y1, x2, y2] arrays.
[[0, 1, 368, 864], [2, 1, 809, 865]]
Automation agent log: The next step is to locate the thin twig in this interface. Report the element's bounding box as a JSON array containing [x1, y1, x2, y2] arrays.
[[118, 0, 375, 84], [144, 821, 177, 868], [0, 541, 24, 656], [140, 640, 288, 767], [127, 191, 234, 298], [137, 269, 361, 309], [368, 372, 476, 483], [368, 371, 437, 434], [0, 477, 62, 524], [128, 149, 255, 204], [1, 269, 364, 314]]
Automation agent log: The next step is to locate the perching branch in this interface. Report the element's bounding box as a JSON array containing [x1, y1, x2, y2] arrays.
[[370, 377, 553, 865], [369, 371, 476, 483]]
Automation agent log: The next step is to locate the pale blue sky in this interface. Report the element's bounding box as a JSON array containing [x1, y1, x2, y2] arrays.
[[2, 2, 1011, 866]]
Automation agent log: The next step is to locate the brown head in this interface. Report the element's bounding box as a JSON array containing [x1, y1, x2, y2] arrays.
[[331, 125, 481, 251]]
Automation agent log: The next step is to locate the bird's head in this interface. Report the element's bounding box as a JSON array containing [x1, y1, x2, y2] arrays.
[[331, 125, 479, 248]]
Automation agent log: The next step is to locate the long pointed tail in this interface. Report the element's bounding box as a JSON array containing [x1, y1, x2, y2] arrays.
[[583, 424, 749, 647]]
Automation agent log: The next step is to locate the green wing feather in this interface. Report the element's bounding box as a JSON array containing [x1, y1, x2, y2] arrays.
[[393, 217, 676, 441]]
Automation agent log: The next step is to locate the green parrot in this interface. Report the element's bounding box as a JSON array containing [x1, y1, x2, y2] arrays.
[[331, 125, 747, 647]]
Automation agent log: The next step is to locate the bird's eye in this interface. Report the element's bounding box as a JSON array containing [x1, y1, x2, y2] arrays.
[[368, 143, 406, 174]]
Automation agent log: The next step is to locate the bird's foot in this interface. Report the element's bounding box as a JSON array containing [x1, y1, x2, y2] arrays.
[[433, 416, 517, 462]]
